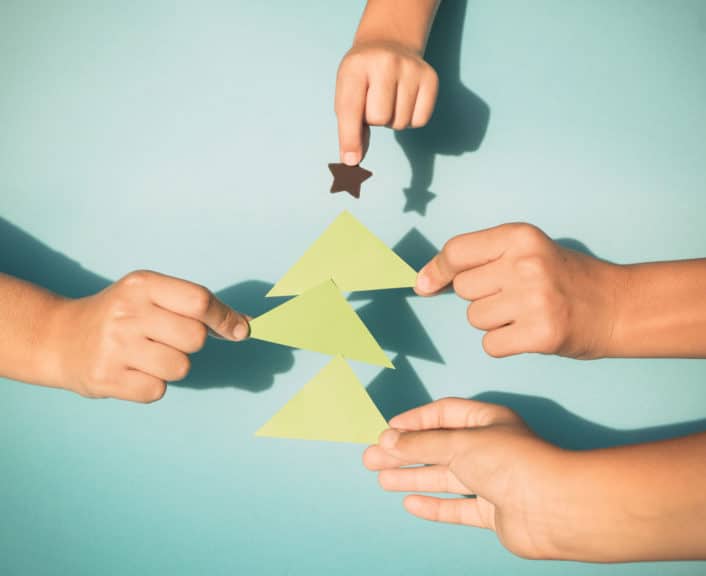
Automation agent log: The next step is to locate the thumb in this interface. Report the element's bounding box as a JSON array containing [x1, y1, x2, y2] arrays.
[[415, 251, 457, 296], [379, 428, 472, 466]]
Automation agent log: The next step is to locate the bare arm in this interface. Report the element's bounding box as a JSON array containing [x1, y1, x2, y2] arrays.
[[609, 259, 706, 357], [353, 0, 440, 55], [0, 273, 65, 388]]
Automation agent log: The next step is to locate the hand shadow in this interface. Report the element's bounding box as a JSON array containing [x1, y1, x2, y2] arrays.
[[180, 282, 294, 392], [0, 217, 294, 393], [473, 391, 706, 450], [395, 0, 491, 216]]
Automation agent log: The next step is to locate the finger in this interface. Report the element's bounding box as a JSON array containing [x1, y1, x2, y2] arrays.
[[365, 74, 396, 127], [143, 275, 248, 342], [389, 397, 519, 431], [142, 305, 208, 353], [127, 339, 191, 382], [466, 295, 516, 332], [378, 465, 470, 495], [363, 444, 411, 470], [415, 226, 511, 296], [335, 70, 368, 165], [404, 494, 489, 528], [391, 78, 418, 130], [379, 428, 472, 466], [410, 68, 438, 127], [109, 370, 166, 404], [452, 261, 505, 301], [481, 324, 531, 358]]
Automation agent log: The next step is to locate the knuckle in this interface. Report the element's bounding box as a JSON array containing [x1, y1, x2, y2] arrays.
[[481, 333, 507, 358], [121, 269, 152, 290], [172, 354, 191, 381], [391, 117, 409, 131], [452, 274, 466, 297], [425, 66, 439, 90], [107, 296, 134, 320], [374, 50, 401, 72], [515, 255, 551, 281], [187, 322, 208, 352], [506, 222, 547, 251], [410, 115, 428, 128], [366, 107, 392, 126], [442, 236, 468, 270], [188, 285, 212, 317], [465, 303, 478, 327], [377, 471, 393, 490], [141, 380, 166, 404]]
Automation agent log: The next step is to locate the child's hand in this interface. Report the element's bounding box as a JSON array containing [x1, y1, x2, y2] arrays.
[[365, 398, 706, 562], [415, 223, 626, 359], [335, 40, 438, 165], [364, 398, 569, 560], [47, 270, 249, 402]]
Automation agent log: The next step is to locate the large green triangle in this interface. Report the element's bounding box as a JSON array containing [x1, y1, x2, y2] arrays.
[[256, 356, 388, 444], [249, 280, 393, 368], [266, 211, 417, 297]]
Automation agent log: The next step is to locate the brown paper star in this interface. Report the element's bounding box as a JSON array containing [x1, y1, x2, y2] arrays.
[[328, 163, 373, 199]]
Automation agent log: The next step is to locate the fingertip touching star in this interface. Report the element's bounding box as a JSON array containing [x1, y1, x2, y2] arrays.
[[328, 163, 372, 199]]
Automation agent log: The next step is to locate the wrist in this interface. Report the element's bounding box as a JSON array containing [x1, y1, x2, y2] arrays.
[[597, 261, 632, 359], [351, 36, 423, 57]]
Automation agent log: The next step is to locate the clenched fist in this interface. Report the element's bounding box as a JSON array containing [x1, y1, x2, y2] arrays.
[[46, 270, 249, 402], [416, 223, 626, 359]]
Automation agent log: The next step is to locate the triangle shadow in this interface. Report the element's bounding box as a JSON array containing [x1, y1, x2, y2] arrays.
[[367, 354, 433, 421]]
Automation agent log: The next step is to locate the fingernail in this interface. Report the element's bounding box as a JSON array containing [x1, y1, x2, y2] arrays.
[[232, 320, 249, 341], [416, 268, 433, 294], [380, 429, 400, 449], [343, 152, 358, 166]]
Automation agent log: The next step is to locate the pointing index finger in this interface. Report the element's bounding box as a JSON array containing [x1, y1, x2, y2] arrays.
[[335, 69, 368, 165]]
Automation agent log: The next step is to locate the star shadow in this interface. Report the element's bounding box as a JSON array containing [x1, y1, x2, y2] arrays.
[[0, 217, 294, 393], [395, 0, 491, 215]]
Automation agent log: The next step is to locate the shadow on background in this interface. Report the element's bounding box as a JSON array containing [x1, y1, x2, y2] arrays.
[[351, 228, 445, 419], [395, 0, 490, 216], [0, 217, 294, 393], [554, 237, 598, 258], [473, 391, 706, 450]]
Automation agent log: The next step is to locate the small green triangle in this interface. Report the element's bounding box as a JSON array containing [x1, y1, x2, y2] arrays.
[[256, 356, 388, 444], [267, 211, 417, 297], [249, 280, 393, 368]]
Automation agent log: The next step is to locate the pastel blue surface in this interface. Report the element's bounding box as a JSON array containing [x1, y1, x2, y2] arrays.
[[1, 1, 705, 575]]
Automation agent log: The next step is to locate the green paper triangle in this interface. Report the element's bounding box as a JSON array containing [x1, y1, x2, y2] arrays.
[[256, 356, 388, 444], [249, 280, 393, 368], [267, 211, 417, 297]]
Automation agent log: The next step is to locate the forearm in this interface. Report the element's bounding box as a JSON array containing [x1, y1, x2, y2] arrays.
[[608, 259, 706, 357], [559, 433, 706, 561], [353, 0, 440, 54], [0, 273, 66, 388]]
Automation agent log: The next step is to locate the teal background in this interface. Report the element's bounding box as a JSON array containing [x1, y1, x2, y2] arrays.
[[1, 0, 705, 574]]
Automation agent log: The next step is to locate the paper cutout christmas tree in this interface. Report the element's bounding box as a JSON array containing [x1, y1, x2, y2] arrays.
[[249, 279, 393, 368], [266, 210, 417, 297], [256, 356, 388, 444], [254, 211, 418, 444]]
